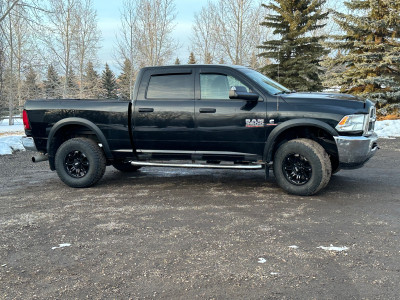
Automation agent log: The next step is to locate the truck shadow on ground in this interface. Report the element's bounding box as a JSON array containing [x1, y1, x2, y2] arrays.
[[99, 166, 391, 200]]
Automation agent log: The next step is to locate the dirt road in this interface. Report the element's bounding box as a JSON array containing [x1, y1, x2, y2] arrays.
[[1, 139, 399, 299]]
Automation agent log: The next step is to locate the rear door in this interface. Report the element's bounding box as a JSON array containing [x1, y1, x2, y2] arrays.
[[195, 67, 267, 157], [133, 68, 195, 151]]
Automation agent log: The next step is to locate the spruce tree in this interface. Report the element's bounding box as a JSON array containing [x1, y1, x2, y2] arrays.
[[258, 0, 328, 91], [66, 67, 78, 98], [101, 63, 118, 99], [174, 57, 181, 65], [325, 0, 400, 114], [24, 67, 41, 100], [118, 59, 134, 100], [44, 65, 61, 99], [204, 52, 212, 64], [84, 61, 101, 99], [188, 52, 196, 64]]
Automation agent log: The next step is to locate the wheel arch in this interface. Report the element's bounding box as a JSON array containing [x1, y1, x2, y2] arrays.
[[47, 118, 112, 170], [263, 119, 339, 163]]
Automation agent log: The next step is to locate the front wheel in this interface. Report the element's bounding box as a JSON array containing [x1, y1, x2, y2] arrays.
[[273, 139, 332, 196], [55, 138, 106, 188]]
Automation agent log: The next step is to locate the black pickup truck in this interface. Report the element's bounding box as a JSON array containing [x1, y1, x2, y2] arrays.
[[22, 65, 378, 195]]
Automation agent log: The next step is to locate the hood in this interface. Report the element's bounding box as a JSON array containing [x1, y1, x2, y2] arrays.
[[280, 92, 367, 111]]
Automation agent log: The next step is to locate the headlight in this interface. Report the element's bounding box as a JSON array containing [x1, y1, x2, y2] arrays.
[[335, 114, 367, 132]]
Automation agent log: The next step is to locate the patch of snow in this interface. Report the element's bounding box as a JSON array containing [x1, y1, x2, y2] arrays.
[[288, 245, 299, 249], [270, 272, 279, 275], [257, 257, 266, 264], [317, 244, 348, 252], [0, 118, 24, 136], [375, 120, 400, 138], [51, 243, 71, 250], [0, 136, 25, 155]]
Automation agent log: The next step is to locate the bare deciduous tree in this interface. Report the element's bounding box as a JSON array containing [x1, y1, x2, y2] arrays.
[[44, 0, 78, 99], [115, 0, 137, 100], [116, 0, 178, 99], [191, 0, 269, 67], [74, 0, 100, 98], [191, 2, 218, 64], [0, 0, 40, 123]]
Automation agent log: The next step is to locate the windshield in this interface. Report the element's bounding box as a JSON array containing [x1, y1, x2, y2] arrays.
[[240, 68, 291, 95]]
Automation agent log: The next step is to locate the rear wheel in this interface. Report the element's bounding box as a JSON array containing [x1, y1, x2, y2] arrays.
[[55, 138, 106, 188], [273, 139, 332, 196]]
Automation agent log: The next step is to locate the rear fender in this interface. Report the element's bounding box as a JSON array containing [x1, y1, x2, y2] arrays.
[[47, 118, 113, 169]]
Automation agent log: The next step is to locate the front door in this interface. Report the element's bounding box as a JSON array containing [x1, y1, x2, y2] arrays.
[[195, 68, 267, 158]]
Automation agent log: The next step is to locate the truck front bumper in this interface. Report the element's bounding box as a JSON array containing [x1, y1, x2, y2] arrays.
[[334, 132, 378, 169]]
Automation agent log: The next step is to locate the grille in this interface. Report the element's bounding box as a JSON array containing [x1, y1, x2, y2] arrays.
[[364, 106, 376, 135]]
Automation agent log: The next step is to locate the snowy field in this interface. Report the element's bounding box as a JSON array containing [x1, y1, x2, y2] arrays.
[[0, 118, 399, 155]]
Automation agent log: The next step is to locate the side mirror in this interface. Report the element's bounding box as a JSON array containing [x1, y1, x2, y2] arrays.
[[229, 86, 259, 101]]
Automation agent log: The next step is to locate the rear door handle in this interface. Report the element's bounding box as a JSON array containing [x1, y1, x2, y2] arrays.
[[138, 108, 154, 113], [199, 108, 216, 113]]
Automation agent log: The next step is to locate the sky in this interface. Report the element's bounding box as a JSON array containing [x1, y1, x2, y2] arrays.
[[94, 0, 212, 74]]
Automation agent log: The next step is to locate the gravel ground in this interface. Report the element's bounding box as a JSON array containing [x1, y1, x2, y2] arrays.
[[0, 139, 399, 299]]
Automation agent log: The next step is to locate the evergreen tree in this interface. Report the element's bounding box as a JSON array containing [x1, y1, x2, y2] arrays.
[[84, 61, 101, 99], [118, 59, 134, 100], [258, 0, 328, 91], [218, 57, 225, 64], [174, 57, 181, 65], [101, 63, 118, 99], [44, 65, 61, 99], [66, 67, 78, 98], [325, 0, 400, 114], [204, 52, 212, 64], [188, 52, 196, 64], [24, 67, 41, 100]]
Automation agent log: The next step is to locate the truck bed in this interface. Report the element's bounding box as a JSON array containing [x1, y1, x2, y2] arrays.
[[24, 99, 132, 155]]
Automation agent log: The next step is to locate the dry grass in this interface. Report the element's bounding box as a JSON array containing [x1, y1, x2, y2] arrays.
[[377, 114, 400, 121]]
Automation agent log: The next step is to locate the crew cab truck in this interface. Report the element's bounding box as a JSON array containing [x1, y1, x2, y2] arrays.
[[22, 65, 378, 196]]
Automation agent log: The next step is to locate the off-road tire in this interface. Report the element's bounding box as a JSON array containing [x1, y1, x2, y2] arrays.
[[55, 138, 106, 188], [273, 138, 332, 196]]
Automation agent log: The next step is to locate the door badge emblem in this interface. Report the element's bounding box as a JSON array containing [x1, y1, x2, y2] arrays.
[[245, 119, 265, 128]]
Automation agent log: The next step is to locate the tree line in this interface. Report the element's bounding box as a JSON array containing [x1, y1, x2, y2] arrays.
[[1, 0, 399, 124]]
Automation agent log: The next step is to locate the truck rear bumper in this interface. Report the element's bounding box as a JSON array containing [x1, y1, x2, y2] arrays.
[[334, 133, 378, 169], [22, 136, 37, 152]]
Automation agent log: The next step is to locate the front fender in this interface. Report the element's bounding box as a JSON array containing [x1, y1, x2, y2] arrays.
[[263, 118, 338, 162]]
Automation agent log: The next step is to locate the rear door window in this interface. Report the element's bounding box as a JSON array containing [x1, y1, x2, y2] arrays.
[[146, 74, 194, 99]]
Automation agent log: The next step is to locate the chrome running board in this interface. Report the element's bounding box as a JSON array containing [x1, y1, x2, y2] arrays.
[[130, 161, 263, 170]]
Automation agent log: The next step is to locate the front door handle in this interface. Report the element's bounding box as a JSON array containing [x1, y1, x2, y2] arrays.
[[199, 108, 216, 113], [138, 108, 154, 113]]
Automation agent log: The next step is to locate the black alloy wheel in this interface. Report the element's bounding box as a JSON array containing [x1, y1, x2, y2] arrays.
[[282, 153, 312, 185], [64, 150, 90, 178]]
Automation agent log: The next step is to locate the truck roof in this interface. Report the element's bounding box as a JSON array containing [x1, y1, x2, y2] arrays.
[[140, 64, 249, 71]]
